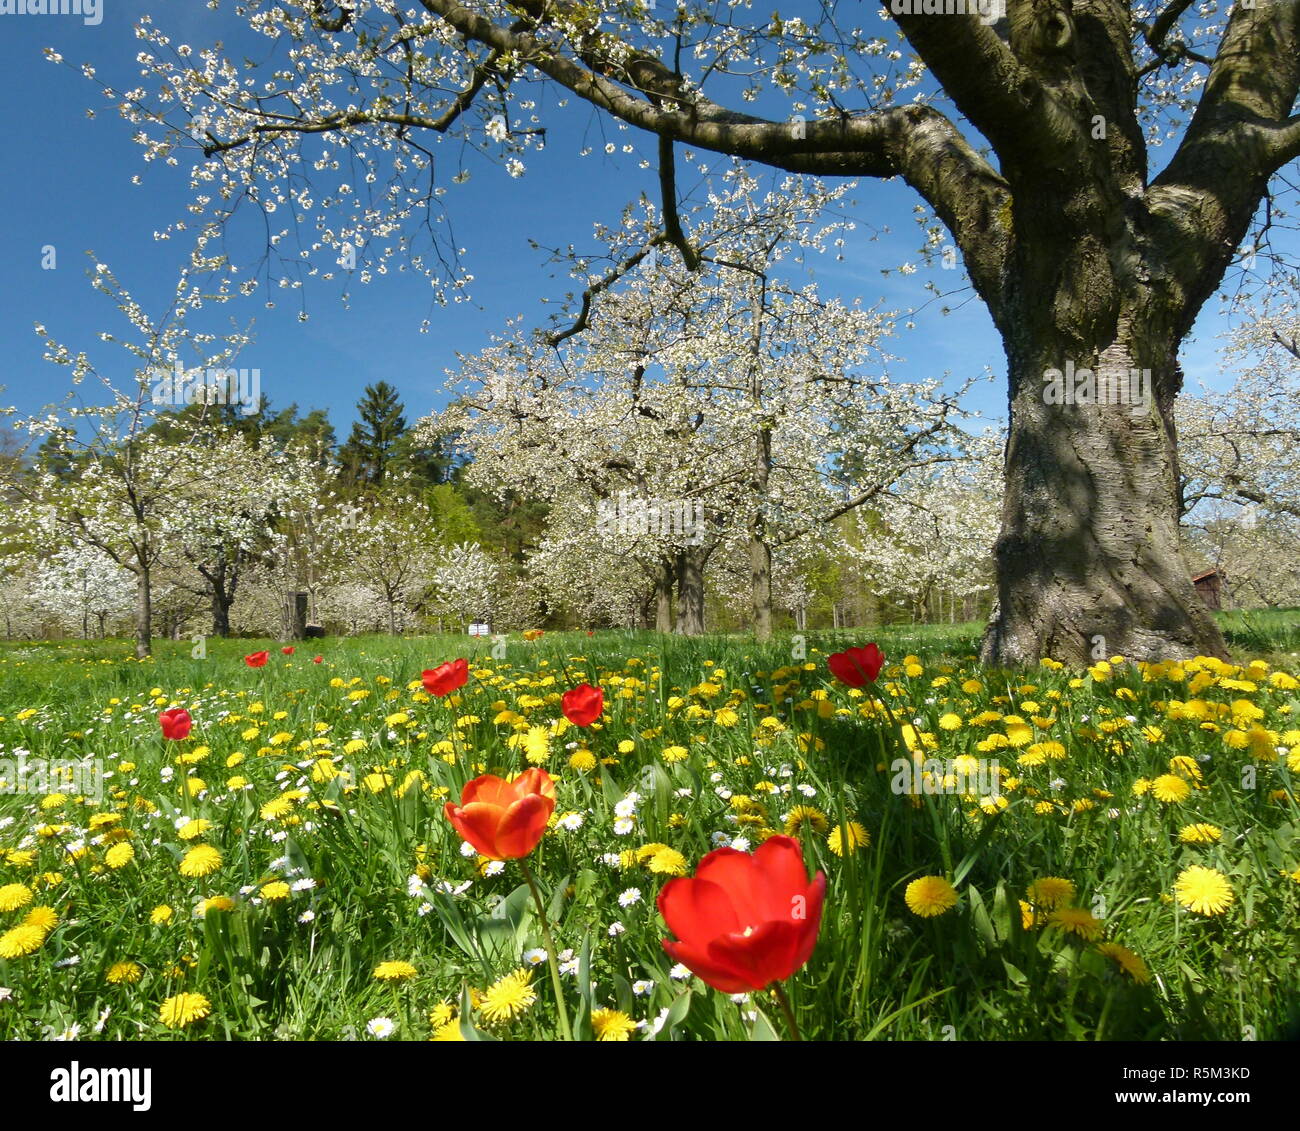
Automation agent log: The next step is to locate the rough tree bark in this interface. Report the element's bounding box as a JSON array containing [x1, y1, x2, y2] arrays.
[[750, 534, 772, 641], [197, 548, 239, 637], [653, 556, 674, 632], [133, 566, 152, 661], [675, 546, 709, 635]]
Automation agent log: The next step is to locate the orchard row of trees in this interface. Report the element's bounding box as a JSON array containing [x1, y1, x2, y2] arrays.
[[4, 185, 1295, 654], [0, 260, 548, 655]]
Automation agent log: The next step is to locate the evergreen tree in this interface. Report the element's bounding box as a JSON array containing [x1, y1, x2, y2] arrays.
[[339, 381, 407, 489]]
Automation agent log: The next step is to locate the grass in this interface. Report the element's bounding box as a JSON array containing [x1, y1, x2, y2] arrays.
[[0, 621, 1298, 1041]]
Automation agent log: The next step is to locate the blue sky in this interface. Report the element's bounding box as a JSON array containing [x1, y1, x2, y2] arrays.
[[0, 2, 1261, 440]]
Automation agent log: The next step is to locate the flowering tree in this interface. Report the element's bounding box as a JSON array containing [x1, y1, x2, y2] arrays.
[[523, 501, 664, 628], [0, 558, 48, 639], [1182, 510, 1300, 608], [436, 171, 964, 636], [32, 546, 137, 638], [6, 262, 251, 657], [430, 540, 499, 630], [250, 449, 354, 640], [1178, 311, 1300, 526], [852, 431, 1003, 622], [321, 490, 439, 634]]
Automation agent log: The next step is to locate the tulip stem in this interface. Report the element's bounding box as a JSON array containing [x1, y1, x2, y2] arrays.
[[772, 984, 802, 1042], [520, 859, 573, 1042]]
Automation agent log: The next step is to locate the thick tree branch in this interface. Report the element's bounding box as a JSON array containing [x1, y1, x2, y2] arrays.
[[1150, 2, 1300, 335], [888, 1, 1074, 177]]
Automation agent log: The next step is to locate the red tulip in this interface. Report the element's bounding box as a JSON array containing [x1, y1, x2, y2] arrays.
[[658, 835, 826, 993], [282, 646, 295, 655], [244, 651, 269, 668], [422, 658, 469, 697], [443, 769, 556, 860], [312, 655, 323, 664], [159, 707, 192, 741], [561, 683, 604, 727], [826, 643, 885, 687]]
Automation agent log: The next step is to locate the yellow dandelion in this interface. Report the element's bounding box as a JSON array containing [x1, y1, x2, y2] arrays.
[[480, 969, 537, 1023], [260, 881, 291, 901], [904, 875, 958, 918], [373, 960, 418, 982], [158, 992, 211, 1030], [150, 904, 174, 925], [177, 818, 212, 841], [783, 805, 828, 837], [647, 846, 688, 876], [1026, 876, 1076, 909], [0, 882, 33, 912], [105, 842, 135, 869], [590, 1007, 638, 1041], [0, 923, 48, 959], [1150, 774, 1191, 803], [827, 821, 870, 857], [179, 844, 222, 878], [431, 1019, 466, 1041], [568, 749, 598, 772], [1174, 865, 1234, 916], [106, 961, 143, 985], [1095, 942, 1150, 984], [1178, 823, 1222, 846], [259, 796, 296, 821], [1045, 907, 1104, 940], [24, 906, 58, 932]]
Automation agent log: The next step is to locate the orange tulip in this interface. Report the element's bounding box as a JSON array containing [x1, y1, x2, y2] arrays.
[[444, 769, 556, 860]]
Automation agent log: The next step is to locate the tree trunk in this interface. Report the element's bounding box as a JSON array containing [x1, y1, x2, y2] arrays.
[[675, 548, 707, 635], [211, 590, 232, 637], [134, 567, 152, 660], [653, 558, 674, 633], [750, 534, 772, 641], [982, 317, 1229, 666], [202, 550, 236, 637], [281, 591, 309, 641]]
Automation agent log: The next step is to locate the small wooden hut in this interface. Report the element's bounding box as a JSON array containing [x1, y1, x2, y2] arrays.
[[1191, 568, 1224, 610]]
